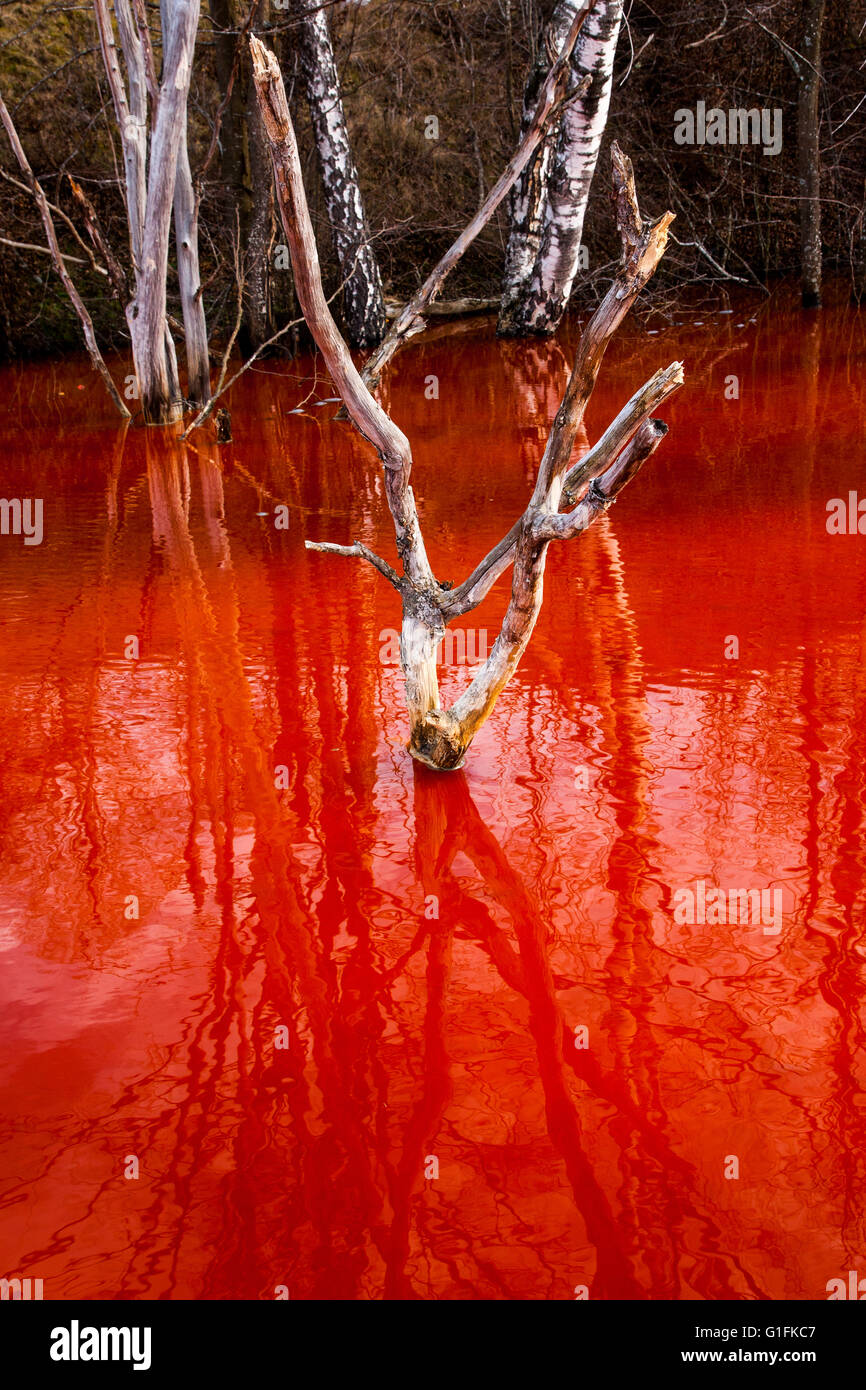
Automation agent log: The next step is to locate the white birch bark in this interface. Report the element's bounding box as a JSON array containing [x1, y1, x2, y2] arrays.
[[498, 2, 586, 332], [293, 0, 386, 348], [128, 0, 200, 423], [94, 0, 147, 265], [500, 0, 623, 337]]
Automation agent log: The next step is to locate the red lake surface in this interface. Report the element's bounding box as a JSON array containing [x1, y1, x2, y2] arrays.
[[0, 288, 865, 1300]]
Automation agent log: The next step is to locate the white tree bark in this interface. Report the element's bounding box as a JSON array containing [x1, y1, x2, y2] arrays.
[[499, 0, 623, 337], [94, 0, 204, 422], [129, 0, 200, 423], [252, 37, 682, 771], [499, 2, 592, 330], [94, 0, 147, 262], [293, 0, 386, 348]]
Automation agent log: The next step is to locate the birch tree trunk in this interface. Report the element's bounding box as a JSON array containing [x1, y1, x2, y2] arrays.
[[798, 0, 825, 309], [499, 0, 623, 337], [94, 0, 146, 263], [292, 0, 386, 349], [499, 2, 590, 332], [128, 0, 200, 423]]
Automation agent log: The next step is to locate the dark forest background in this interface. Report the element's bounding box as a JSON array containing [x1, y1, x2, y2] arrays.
[[1, 0, 863, 360]]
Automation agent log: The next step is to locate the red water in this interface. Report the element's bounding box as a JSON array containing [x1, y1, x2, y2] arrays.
[[1, 289, 865, 1301]]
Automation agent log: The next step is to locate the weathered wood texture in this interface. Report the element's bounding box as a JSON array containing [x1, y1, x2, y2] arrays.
[[173, 97, 211, 407], [94, 0, 206, 423], [251, 37, 682, 771]]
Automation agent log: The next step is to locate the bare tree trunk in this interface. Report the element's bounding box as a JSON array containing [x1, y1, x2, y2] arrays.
[[130, 0, 200, 423], [291, 0, 386, 348], [94, 0, 202, 423], [252, 36, 682, 771], [499, 2, 592, 330], [209, 0, 250, 215], [244, 73, 274, 347], [798, 0, 825, 309], [210, 0, 275, 351], [499, 0, 623, 337], [174, 102, 211, 406], [99, 0, 147, 264]]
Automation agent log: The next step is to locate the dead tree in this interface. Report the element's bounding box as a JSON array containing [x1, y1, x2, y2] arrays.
[[93, 0, 208, 422], [251, 36, 682, 771], [797, 0, 826, 309], [289, 0, 386, 349], [499, 0, 623, 337]]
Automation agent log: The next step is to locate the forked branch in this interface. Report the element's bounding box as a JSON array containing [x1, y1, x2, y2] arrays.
[[529, 141, 675, 513], [444, 359, 684, 619], [251, 34, 683, 771]]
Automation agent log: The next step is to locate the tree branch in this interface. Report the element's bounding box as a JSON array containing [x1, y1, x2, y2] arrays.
[[249, 31, 437, 593], [0, 235, 107, 270], [529, 141, 674, 512], [443, 359, 684, 619], [1, 168, 111, 278], [533, 416, 672, 541], [304, 540, 403, 591], [68, 175, 128, 298], [359, 3, 595, 393]]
